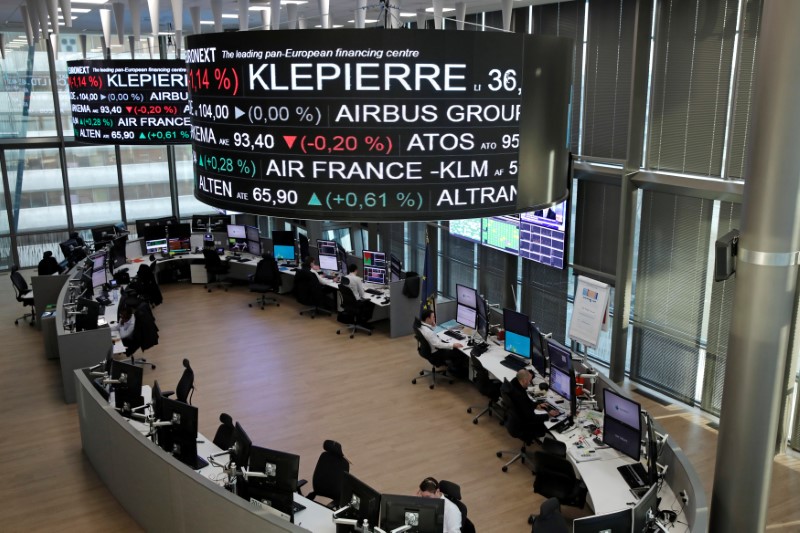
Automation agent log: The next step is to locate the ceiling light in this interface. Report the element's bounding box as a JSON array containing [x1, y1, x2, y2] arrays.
[[200, 20, 215, 25], [425, 7, 455, 12], [399, 12, 416, 17], [60, 7, 91, 13], [72, 0, 110, 5], [347, 19, 378, 23], [221, 14, 238, 19]]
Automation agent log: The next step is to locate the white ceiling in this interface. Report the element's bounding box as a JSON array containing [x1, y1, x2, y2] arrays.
[[0, 0, 565, 39]]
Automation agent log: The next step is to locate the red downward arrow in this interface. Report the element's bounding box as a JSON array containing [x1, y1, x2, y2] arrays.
[[283, 135, 297, 149], [126, 106, 133, 113]]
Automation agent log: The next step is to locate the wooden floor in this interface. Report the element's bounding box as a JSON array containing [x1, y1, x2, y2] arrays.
[[2, 271, 800, 532]]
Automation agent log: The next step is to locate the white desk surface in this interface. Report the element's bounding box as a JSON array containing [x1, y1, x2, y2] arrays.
[[279, 266, 391, 309], [470, 338, 686, 526], [122, 388, 334, 533]]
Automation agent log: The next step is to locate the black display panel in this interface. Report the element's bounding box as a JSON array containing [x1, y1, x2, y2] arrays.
[[185, 30, 573, 221], [67, 59, 190, 144]]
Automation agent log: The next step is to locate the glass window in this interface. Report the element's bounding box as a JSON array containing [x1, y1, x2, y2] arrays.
[[6, 148, 67, 233], [0, 35, 57, 138], [119, 145, 172, 222], [65, 145, 122, 227], [175, 144, 216, 217]]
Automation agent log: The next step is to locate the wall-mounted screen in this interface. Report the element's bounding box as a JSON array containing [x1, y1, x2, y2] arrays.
[[519, 200, 567, 269], [482, 215, 520, 255], [67, 59, 190, 144], [186, 30, 573, 221]]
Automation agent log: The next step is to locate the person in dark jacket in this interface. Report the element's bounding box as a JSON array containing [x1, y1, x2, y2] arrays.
[[37, 251, 61, 275]]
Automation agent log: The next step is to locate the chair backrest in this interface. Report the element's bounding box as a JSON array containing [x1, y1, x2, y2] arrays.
[[212, 413, 235, 450], [439, 480, 475, 533], [310, 440, 350, 502], [499, 380, 525, 441], [202, 248, 222, 270], [472, 355, 501, 400], [338, 283, 358, 313], [541, 436, 567, 458], [175, 358, 195, 404], [254, 256, 281, 288], [413, 321, 434, 361], [532, 498, 569, 533], [294, 269, 321, 305], [10, 266, 29, 298]]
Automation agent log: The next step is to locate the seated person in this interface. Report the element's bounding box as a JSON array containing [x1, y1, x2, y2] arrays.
[[417, 477, 462, 533], [418, 310, 468, 376], [111, 305, 136, 343], [345, 263, 367, 300], [507, 369, 560, 441], [302, 256, 321, 271], [37, 250, 61, 275]]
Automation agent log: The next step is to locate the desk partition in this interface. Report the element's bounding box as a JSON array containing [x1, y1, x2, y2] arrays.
[[75, 370, 310, 533]]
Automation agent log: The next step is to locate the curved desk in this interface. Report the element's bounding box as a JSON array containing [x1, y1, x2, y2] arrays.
[[75, 370, 332, 533]]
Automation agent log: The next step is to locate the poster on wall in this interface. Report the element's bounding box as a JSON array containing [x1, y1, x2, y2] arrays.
[[568, 275, 610, 349]]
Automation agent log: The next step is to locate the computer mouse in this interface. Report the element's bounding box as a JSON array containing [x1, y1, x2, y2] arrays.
[[550, 417, 560, 422]]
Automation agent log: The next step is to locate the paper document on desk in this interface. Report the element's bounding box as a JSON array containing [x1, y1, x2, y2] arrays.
[[439, 319, 462, 330]]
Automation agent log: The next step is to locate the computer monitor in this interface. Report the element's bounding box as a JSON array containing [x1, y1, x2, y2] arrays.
[[166, 223, 191, 256], [75, 297, 101, 332], [272, 231, 296, 262], [317, 240, 339, 270], [632, 482, 659, 532], [475, 295, 489, 342], [227, 224, 247, 252], [364, 266, 386, 285], [244, 225, 261, 255], [390, 253, 402, 282], [572, 508, 632, 533], [192, 213, 231, 232], [90, 251, 107, 272], [91, 224, 117, 248], [530, 324, 547, 377], [546, 337, 572, 372], [244, 484, 295, 522], [456, 304, 477, 329], [151, 379, 164, 421], [379, 494, 444, 533], [603, 388, 642, 430], [318, 253, 339, 271], [246, 446, 300, 492], [503, 308, 531, 359], [338, 472, 382, 529], [231, 422, 252, 467], [298, 234, 310, 262], [456, 284, 478, 309], [91, 266, 107, 288], [135, 216, 178, 238], [645, 413, 659, 487], [549, 365, 576, 416], [602, 417, 642, 462], [317, 239, 338, 257], [110, 235, 128, 270], [363, 250, 386, 269], [158, 396, 204, 469], [109, 360, 143, 399], [145, 238, 168, 255], [59, 238, 80, 264]]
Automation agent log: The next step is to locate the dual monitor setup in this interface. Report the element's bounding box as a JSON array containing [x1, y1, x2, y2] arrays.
[[59, 222, 127, 268], [316, 240, 402, 286]]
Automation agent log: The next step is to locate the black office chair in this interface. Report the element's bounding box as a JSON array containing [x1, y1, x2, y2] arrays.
[[248, 255, 281, 309], [202, 248, 231, 292], [467, 354, 503, 424], [11, 265, 36, 326], [122, 300, 159, 370], [438, 480, 476, 533], [496, 380, 533, 472], [162, 358, 195, 404], [297, 440, 351, 508], [532, 448, 588, 509], [411, 317, 454, 389], [528, 497, 569, 533], [212, 413, 236, 450], [294, 268, 331, 318], [129, 263, 162, 307], [336, 279, 373, 338]]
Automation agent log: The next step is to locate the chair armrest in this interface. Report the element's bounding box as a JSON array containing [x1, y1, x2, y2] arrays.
[[296, 478, 308, 494], [162, 390, 175, 398]]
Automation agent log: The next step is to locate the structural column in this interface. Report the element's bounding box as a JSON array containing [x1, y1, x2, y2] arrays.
[[710, 1, 800, 530]]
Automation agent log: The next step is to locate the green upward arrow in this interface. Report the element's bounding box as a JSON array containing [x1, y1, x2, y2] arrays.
[[308, 193, 322, 206]]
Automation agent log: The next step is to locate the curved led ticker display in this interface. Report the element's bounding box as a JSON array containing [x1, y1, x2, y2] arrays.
[[186, 30, 573, 221], [67, 59, 191, 144]]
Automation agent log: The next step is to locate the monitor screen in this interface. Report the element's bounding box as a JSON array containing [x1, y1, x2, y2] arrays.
[[572, 508, 632, 533], [91, 224, 117, 247], [318, 253, 339, 271], [550, 365, 573, 401], [231, 422, 252, 467], [390, 253, 402, 282], [247, 238, 262, 257], [547, 337, 572, 372], [364, 266, 386, 285], [143, 225, 167, 243], [110, 360, 143, 398], [632, 482, 659, 532], [59, 238, 79, 261], [136, 216, 177, 238], [91, 252, 106, 272], [481, 215, 520, 256], [170, 222, 191, 240], [271, 230, 295, 246], [363, 250, 387, 269], [91, 267, 107, 288], [456, 304, 477, 329], [449, 218, 482, 244], [456, 284, 478, 309], [247, 446, 300, 492], [273, 244, 296, 262], [339, 472, 381, 528], [602, 416, 642, 462], [110, 235, 128, 270], [245, 225, 260, 243], [475, 296, 489, 342], [145, 238, 168, 254], [530, 325, 547, 377], [380, 494, 444, 533], [519, 200, 568, 269], [227, 224, 246, 239], [503, 308, 531, 359], [603, 389, 642, 430], [317, 239, 338, 257]]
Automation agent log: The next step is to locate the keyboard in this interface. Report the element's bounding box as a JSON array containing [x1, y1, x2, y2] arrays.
[[500, 355, 528, 371], [365, 288, 383, 296], [292, 501, 306, 514], [618, 462, 649, 489], [444, 329, 466, 340]]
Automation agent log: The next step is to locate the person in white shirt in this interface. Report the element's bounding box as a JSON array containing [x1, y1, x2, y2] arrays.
[[417, 309, 468, 376], [417, 477, 462, 533], [111, 306, 135, 342], [345, 263, 367, 300], [418, 309, 464, 351]]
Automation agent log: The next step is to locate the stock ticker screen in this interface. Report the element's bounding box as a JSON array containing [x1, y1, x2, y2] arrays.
[[67, 60, 191, 144], [184, 30, 573, 221]]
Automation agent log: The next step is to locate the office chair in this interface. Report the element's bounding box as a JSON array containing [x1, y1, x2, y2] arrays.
[[467, 354, 503, 424], [528, 498, 569, 533], [11, 265, 36, 326], [336, 279, 373, 338], [532, 449, 588, 509], [202, 248, 231, 292], [296, 440, 351, 508], [162, 358, 195, 404], [123, 301, 159, 370], [248, 255, 281, 309], [129, 263, 162, 307], [438, 480, 476, 533], [294, 268, 332, 318], [212, 413, 236, 450], [411, 317, 454, 389], [496, 380, 533, 472]]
